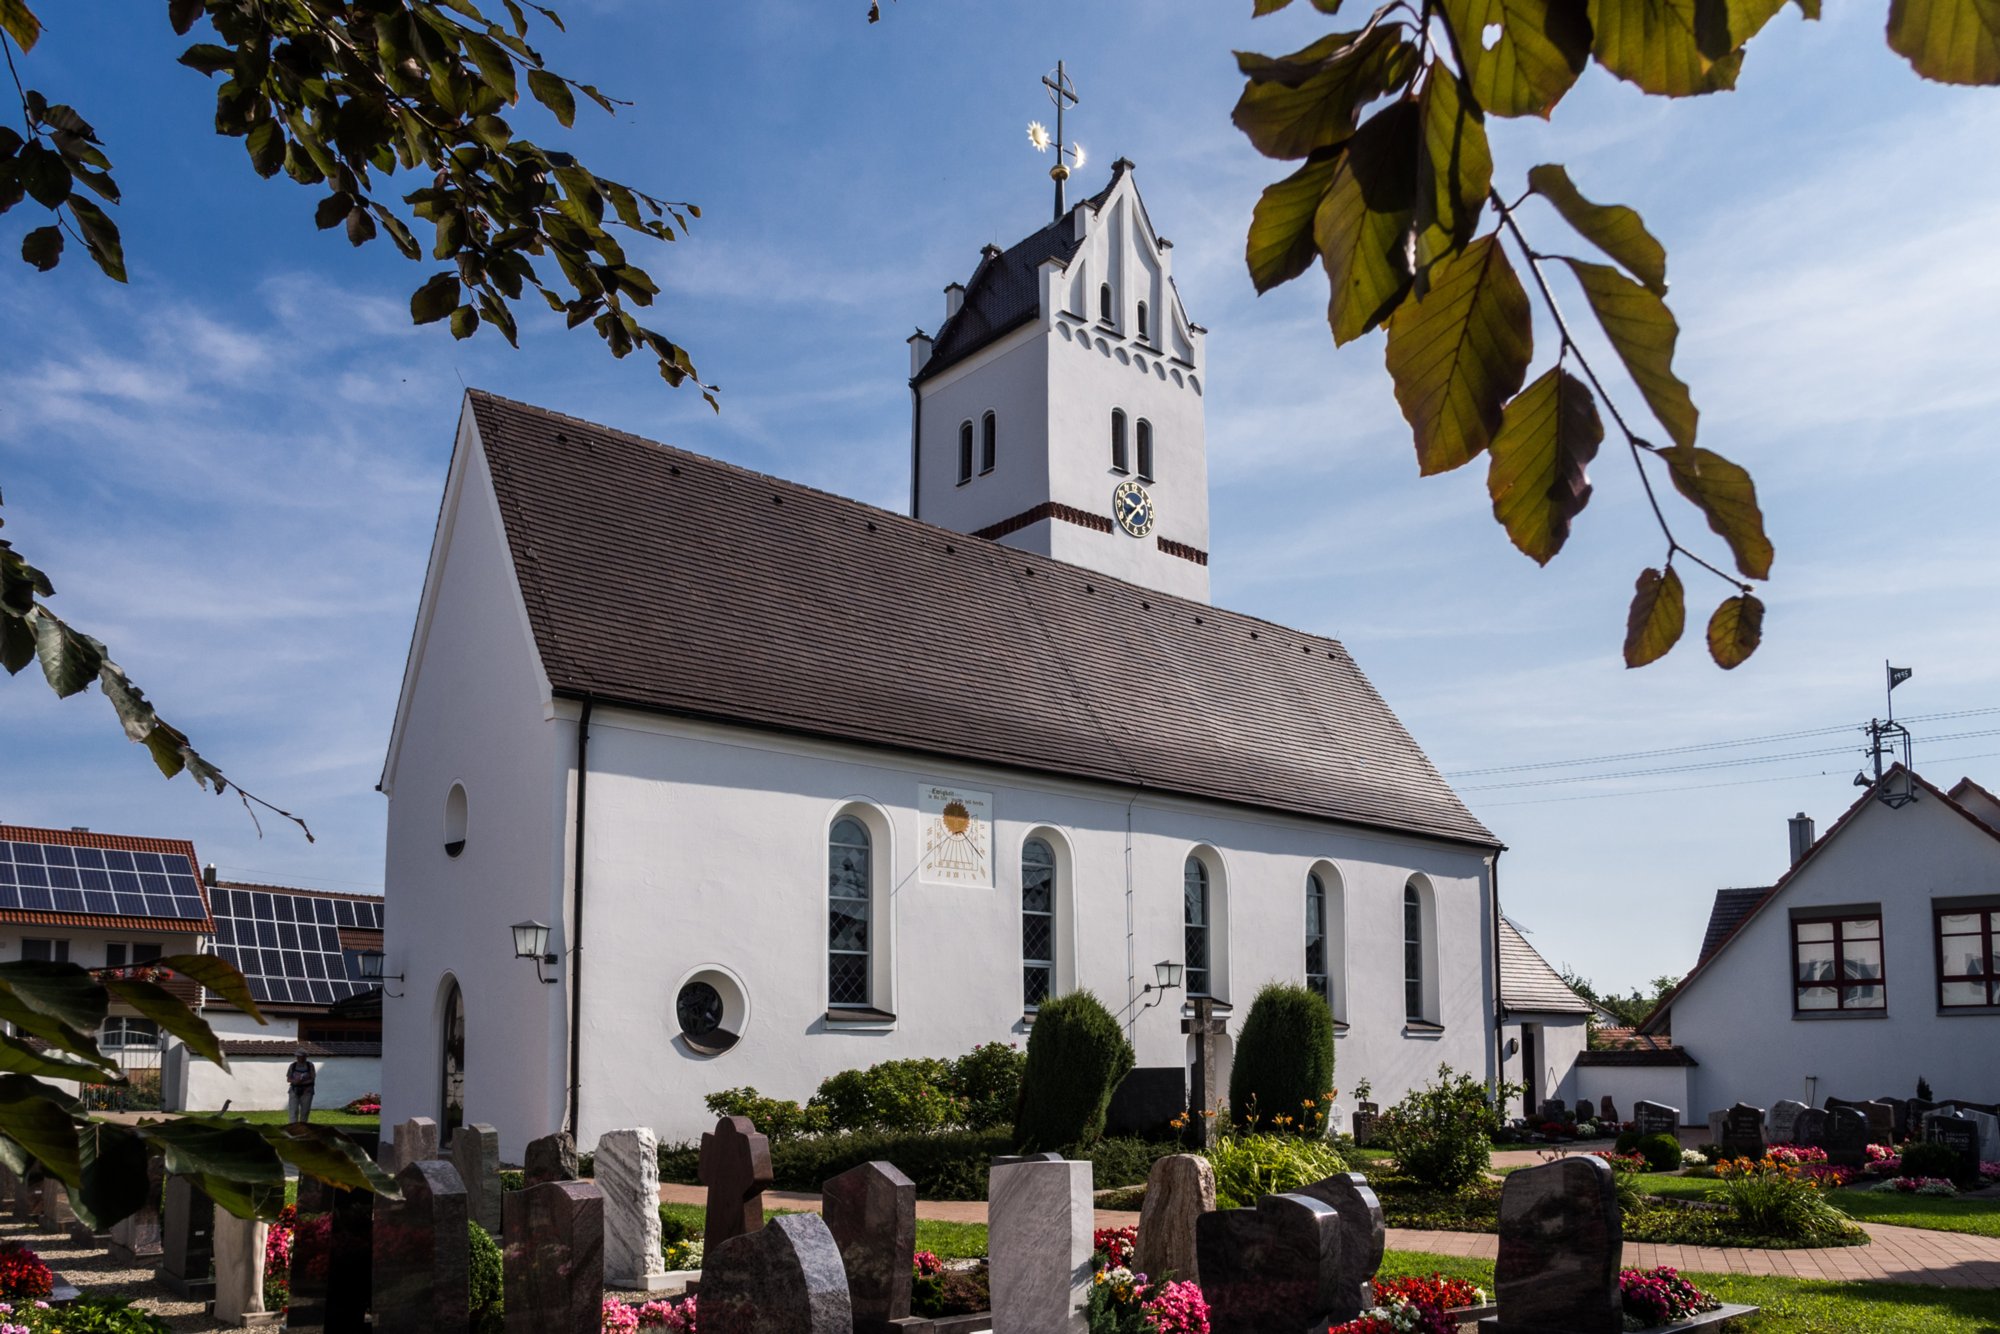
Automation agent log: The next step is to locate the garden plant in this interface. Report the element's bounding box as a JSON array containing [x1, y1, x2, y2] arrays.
[[1225, 983, 1336, 1137]]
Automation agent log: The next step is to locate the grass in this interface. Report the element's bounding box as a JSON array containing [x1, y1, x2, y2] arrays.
[[198, 1108, 382, 1128], [1379, 1252, 2000, 1333], [659, 1202, 991, 1261], [1631, 1172, 2000, 1240]]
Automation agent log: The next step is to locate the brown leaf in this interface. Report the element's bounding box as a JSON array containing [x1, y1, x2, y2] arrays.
[[1707, 593, 1765, 668], [1385, 235, 1534, 474], [1624, 566, 1685, 667], [1487, 367, 1603, 563], [1661, 444, 1773, 579]]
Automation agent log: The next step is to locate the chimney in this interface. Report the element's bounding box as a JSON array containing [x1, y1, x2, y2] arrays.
[[943, 283, 965, 320], [203, 862, 218, 888], [70, 826, 88, 833], [1788, 813, 1815, 866], [906, 329, 933, 378]]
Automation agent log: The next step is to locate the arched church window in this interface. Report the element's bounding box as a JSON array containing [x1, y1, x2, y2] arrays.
[[1136, 420, 1154, 479], [1404, 881, 1424, 1021], [957, 421, 973, 485], [1137, 301, 1149, 340], [1022, 838, 1056, 1010], [1100, 283, 1113, 324], [829, 818, 873, 1007], [1184, 856, 1211, 997], [1111, 410, 1129, 472], [981, 412, 997, 474], [1306, 872, 1330, 1008], [439, 976, 465, 1137]]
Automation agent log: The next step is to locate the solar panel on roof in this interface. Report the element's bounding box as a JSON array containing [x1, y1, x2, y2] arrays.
[[0, 842, 208, 921], [207, 886, 383, 1007]]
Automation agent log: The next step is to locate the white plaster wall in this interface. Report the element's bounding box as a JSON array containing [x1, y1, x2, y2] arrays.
[[1499, 1015, 1590, 1114], [915, 327, 1050, 536], [1568, 1064, 1692, 1121], [0, 926, 203, 968], [378, 413, 571, 1160], [572, 708, 1495, 1145], [1670, 793, 2000, 1114], [205, 1011, 298, 1041], [178, 1051, 381, 1113]]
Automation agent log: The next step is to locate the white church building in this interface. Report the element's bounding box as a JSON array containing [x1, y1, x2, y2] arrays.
[[377, 163, 1505, 1154]]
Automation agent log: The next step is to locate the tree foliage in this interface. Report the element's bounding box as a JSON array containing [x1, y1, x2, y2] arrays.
[[1236, 0, 1993, 667]]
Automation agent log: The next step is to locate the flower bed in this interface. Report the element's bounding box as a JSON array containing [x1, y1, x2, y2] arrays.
[[0, 1245, 52, 1302], [1765, 1145, 1827, 1166], [1327, 1272, 1485, 1333], [1592, 1151, 1648, 1174], [912, 1252, 990, 1319], [601, 1296, 697, 1331], [1619, 1266, 1720, 1326], [342, 1093, 382, 1115], [1084, 1223, 1210, 1333]]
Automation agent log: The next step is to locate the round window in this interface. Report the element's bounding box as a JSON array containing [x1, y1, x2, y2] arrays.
[[673, 967, 746, 1055], [677, 981, 724, 1039]]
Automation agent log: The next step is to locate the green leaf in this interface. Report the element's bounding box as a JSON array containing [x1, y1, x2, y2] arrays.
[[1314, 99, 1421, 346], [102, 978, 228, 1070], [345, 206, 377, 247], [1487, 367, 1603, 563], [1438, 0, 1592, 116], [1416, 66, 1492, 262], [21, 224, 61, 271], [26, 608, 102, 696], [1527, 164, 1667, 295], [1624, 566, 1685, 667], [1251, 156, 1328, 283], [75, 1123, 151, 1232], [461, 31, 519, 104], [1707, 592, 1765, 668], [259, 1123, 400, 1198], [314, 192, 352, 230], [0, 1090, 82, 1187], [1887, 0, 2000, 82], [154, 955, 264, 1023], [18, 142, 69, 209], [177, 43, 236, 76], [450, 304, 480, 339], [1385, 235, 1533, 474], [168, 0, 202, 35], [1585, 0, 1785, 94], [527, 69, 576, 128], [137, 1118, 286, 1220], [245, 119, 286, 178], [1232, 25, 1414, 159], [0, 0, 39, 51], [0, 961, 109, 1047], [1562, 258, 1697, 448], [0, 1031, 111, 1082], [67, 197, 125, 282], [410, 271, 461, 325], [1660, 444, 1773, 579], [1, 616, 36, 676]]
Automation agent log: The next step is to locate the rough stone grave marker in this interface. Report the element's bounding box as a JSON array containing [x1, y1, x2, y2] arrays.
[[1824, 1107, 1870, 1167], [10, 1166, 40, 1221], [823, 1160, 917, 1334], [989, 1157, 1092, 1334], [1484, 1156, 1622, 1334], [1599, 1097, 1621, 1126], [1182, 998, 1227, 1150], [373, 1158, 470, 1334], [502, 1179, 604, 1334], [1296, 1172, 1385, 1322], [288, 1175, 373, 1334], [1134, 1154, 1215, 1289], [158, 1175, 216, 1297], [452, 1122, 502, 1235], [1766, 1099, 1808, 1145], [1351, 1101, 1380, 1147], [1542, 1099, 1571, 1125], [1632, 1101, 1679, 1138], [382, 1116, 439, 1175], [213, 1206, 281, 1328], [700, 1116, 774, 1250], [1196, 1193, 1342, 1334], [599, 1127, 670, 1292], [524, 1131, 578, 1188], [1923, 1113, 1981, 1183], [701, 1212, 853, 1334], [1721, 1103, 1766, 1159]]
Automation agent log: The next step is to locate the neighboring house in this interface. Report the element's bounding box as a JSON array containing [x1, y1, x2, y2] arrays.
[[1496, 917, 1594, 1117], [1641, 766, 2000, 1113], [377, 164, 1507, 1156]]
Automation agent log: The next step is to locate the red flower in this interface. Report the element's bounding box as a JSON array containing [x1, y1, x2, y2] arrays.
[[0, 1241, 53, 1300]]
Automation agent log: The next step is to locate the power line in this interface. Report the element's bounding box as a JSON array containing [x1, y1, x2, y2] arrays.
[[1459, 726, 2000, 793], [1470, 747, 2000, 810]]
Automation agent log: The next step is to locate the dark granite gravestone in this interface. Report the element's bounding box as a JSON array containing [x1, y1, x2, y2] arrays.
[[1599, 1097, 1620, 1126], [372, 1158, 470, 1334], [157, 1175, 216, 1298], [523, 1131, 578, 1188], [1859, 1101, 1896, 1146], [1766, 1099, 1808, 1146], [1540, 1099, 1570, 1125], [1194, 1193, 1341, 1334], [701, 1211, 853, 1334], [453, 1123, 503, 1235], [502, 1179, 604, 1334], [700, 1116, 774, 1250], [11, 1165, 40, 1221], [1908, 1097, 1940, 1123], [1575, 1099, 1597, 1123], [288, 1175, 374, 1334], [107, 1156, 165, 1264], [1106, 1067, 1186, 1140], [1632, 1101, 1679, 1138], [1720, 1103, 1766, 1160], [1923, 1114, 1981, 1185], [1871, 1097, 1911, 1141], [1489, 1157, 1622, 1334], [1182, 999, 1228, 1151], [1296, 1172, 1385, 1323], [822, 1161, 916, 1334], [1792, 1109, 1829, 1151], [1824, 1107, 1870, 1167]]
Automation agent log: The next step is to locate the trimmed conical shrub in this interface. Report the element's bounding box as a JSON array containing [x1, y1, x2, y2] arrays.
[[1013, 990, 1134, 1151], [1227, 982, 1336, 1136]]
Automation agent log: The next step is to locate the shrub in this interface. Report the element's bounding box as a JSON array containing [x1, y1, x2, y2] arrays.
[[1080, 1137, 1174, 1190], [1707, 1157, 1850, 1241], [1637, 1133, 1683, 1172], [951, 1042, 1027, 1130], [469, 1221, 504, 1334], [1898, 1140, 1970, 1184], [499, 1169, 525, 1193], [1375, 1065, 1505, 1192], [812, 1058, 966, 1133], [1227, 982, 1336, 1137], [1014, 991, 1134, 1151], [703, 1086, 828, 1141], [1614, 1129, 1642, 1155], [769, 1128, 1013, 1200], [1203, 1133, 1348, 1208]]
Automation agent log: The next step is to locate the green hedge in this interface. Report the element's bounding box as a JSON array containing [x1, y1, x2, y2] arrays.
[[1013, 990, 1134, 1151], [469, 1220, 503, 1334], [1227, 982, 1336, 1136], [660, 1128, 1015, 1202]]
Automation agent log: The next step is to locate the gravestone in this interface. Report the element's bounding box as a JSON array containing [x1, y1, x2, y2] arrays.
[[1870, 1097, 1911, 1141], [1296, 1172, 1386, 1322], [502, 1179, 604, 1334], [1195, 1193, 1342, 1334], [1859, 1101, 1896, 1147], [107, 1156, 165, 1264], [1792, 1108, 1829, 1151], [452, 1122, 502, 1235], [524, 1130, 578, 1188], [700, 1116, 774, 1249], [213, 1207, 281, 1327], [1541, 1099, 1570, 1125], [288, 1175, 374, 1334], [1706, 1111, 1727, 1148], [1134, 1154, 1215, 1289], [823, 1160, 916, 1334], [1960, 1108, 2000, 1164], [1351, 1101, 1380, 1148], [1721, 1103, 1766, 1159], [1824, 1107, 1870, 1167], [1599, 1097, 1620, 1126], [39, 1178, 75, 1233], [1106, 1067, 1188, 1140], [988, 1157, 1092, 1334], [1632, 1101, 1679, 1138], [701, 1211, 853, 1334], [1923, 1113, 1982, 1183], [373, 1158, 470, 1334], [1575, 1099, 1597, 1123], [382, 1116, 439, 1175], [1766, 1099, 1808, 1145], [1907, 1097, 1940, 1127], [11, 1165, 39, 1221], [1182, 998, 1227, 1150], [158, 1175, 216, 1297], [598, 1127, 669, 1293], [1488, 1157, 1622, 1334]]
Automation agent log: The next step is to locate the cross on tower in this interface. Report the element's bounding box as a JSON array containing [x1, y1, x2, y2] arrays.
[[1032, 60, 1083, 221]]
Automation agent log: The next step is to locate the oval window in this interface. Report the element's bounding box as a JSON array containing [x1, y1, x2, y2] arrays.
[[444, 783, 468, 858], [675, 968, 747, 1055]]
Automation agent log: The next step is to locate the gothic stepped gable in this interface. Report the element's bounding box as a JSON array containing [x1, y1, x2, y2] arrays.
[[467, 391, 1496, 847]]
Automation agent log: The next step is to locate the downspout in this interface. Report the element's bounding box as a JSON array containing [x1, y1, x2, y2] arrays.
[[1489, 848, 1507, 1100], [909, 380, 923, 519], [567, 697, 593, 1139]]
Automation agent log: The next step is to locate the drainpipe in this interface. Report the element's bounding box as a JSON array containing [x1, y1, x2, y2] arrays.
[[1490, 848, 1506, 1097], [567, 697, 593, 1139]]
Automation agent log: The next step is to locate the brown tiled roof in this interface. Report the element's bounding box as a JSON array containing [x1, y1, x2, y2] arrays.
[[0, 824, 213, 931], [1498, 918, 1593, 1014], [1698, 887, 1768, 964], [1576, 1046, 1697, 1067], [467, 392, 1497, 847]]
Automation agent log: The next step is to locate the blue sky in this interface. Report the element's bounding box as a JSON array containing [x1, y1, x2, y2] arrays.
[[3, 1, 1997, 994]]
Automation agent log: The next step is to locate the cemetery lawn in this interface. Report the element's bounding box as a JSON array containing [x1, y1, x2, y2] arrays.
[[1632, 1173, 2000, 1239], [199, 1108, 382, 1127], [657, 1203, 990, 1261], [1379, 1252, 2000, 1332], [1383, 1176, 1865, 1248]]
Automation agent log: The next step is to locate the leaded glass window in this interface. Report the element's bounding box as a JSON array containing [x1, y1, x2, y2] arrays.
[[829, 817, 872, 1007], [1306, 872, 1329, 1009], [1404, 883, 1423, 1021], [1023, 838, 1055, 1010], [1793, 914, 1884, 1011], [1185, 856, 1210, 998]]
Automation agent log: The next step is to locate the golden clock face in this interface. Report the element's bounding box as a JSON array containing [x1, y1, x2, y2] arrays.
[[1113, 479, 1155, 537]]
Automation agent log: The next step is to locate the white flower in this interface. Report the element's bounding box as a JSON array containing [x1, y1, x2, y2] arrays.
[[1027, 121, 1050, 152]]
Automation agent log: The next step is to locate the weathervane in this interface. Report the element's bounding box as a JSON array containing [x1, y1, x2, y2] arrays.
[[1028, 60, 1084, 221]]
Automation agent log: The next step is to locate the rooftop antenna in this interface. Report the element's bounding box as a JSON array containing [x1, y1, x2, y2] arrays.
[[1859, 661, 1917, 807], [1029, 61, 1084, 222]]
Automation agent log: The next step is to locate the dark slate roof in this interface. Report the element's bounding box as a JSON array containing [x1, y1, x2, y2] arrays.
[[466, 392, 1497, 847], [1698, 887, 1769, 964], [1498, 918, 1593, 1014]]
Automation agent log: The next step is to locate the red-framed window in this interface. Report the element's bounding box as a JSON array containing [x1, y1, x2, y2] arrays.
[[1793, 913, 1884, 1012], [1936, 907, 2000, 1009]]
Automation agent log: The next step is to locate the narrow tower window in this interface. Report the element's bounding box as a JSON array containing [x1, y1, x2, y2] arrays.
[[1184, 856, 1211, 998], [1022, 837, 1056, 1010], [829, 817, 873, 1007], [981, 412, 997, 474], [1137, 301, 1149, 340], [1111, 410, 1128, 472], [1100, 283, 1113, 324], [1306, 871, 1329, 1008], [1404, 882, 1424, 1021], [1136, 420, 1154, 479], [957, 421, 973, 485]]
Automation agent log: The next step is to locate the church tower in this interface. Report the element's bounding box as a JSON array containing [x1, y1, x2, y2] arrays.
[[907, 158, 1210, 602]]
